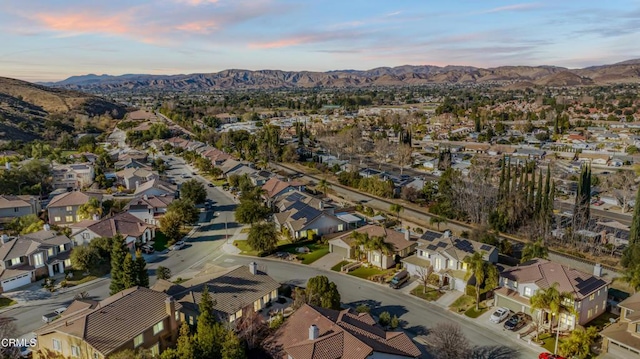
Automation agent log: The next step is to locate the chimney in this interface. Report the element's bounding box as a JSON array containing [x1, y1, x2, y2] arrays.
[[143, 194, 148, 200], [249, 262, 258, 275], [405, 230, 410, 241], [92, 214, 99, 221], [318, 201, 323, 210], [135, 181, 140, 189], [1, 234, 9, 244], [43, 224, 51, 231], [443, 229, 452, 238], [309, 325, 319, 340], [165, 297, 179, 340], [594, 263, 602, 277]]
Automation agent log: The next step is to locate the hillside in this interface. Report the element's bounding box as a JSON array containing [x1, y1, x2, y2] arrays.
[[45, 59, 640, 92], [0, 77, 126, 142]]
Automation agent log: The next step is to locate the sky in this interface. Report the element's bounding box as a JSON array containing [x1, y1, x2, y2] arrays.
[[1, 0, 639, 82]]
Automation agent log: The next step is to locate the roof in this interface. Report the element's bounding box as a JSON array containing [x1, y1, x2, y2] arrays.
[[48, 191, 102, 208], [125, 194, 174, 210], [329, 225, 416, 252], [155, 264, 280, 316], [0, 230, 72, 278], [264, 304, 421, 359], [133, 178, 176, 196], [116, 167, 155, 181], [81, 212, 153, 238], [262, 177, 305, 199], [0, 195, 33, 210], [418, 231, 496, 262], [618, 292, 640, 312], [500, 259, 611, 300], [36, 287, 180, 356], [601, 321, 640, 351]]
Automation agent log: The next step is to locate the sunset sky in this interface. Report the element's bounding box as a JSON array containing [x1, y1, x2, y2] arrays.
[[1, 0, 639, 82]]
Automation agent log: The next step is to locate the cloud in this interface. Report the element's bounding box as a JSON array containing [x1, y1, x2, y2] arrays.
[[175, 20, 219, 34], [481, 3, 543, 14], [174, 0, 220, 5], [248, 29, 373, 49], [30, 11, 134, 37]]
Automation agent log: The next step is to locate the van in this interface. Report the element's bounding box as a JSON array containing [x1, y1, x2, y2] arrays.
[[389, 270, 409, 289]]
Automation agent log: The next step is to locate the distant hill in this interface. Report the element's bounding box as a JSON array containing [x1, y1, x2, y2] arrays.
[[0, 77, 126, 141], [44, 59, 640, 92]]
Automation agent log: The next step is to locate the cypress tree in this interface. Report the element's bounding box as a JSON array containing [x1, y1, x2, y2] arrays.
[[535, 169, 543, 214], [527, 171, 535, 209], [135, 250, 149, 288], [629, 185, 640, 246], [109, 235, 128, 295], [506, 159, 512, 198], [499, 156, 506, 200], [122, 254, 137, 289]]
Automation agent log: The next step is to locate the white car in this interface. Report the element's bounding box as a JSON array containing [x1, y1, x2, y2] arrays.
[[54, 307, 67, 315], [170, 241, 185, 251], [490, 307, 510, 323]]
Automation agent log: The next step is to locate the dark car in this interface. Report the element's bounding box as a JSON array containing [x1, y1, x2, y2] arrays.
[[504, 313, 523, 331], [140, 244, 154, 254], [208, 183, 214, 187]]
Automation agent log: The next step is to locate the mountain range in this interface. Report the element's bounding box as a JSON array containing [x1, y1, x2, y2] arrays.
[[42, 59, 640, 92]]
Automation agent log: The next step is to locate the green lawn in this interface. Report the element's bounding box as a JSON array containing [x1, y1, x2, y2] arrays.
[[538, 332, 564, 354], [332, 260, 350, 272], [153, 231, 169, 251], [65, 263, 109, 287], [449, 294, 475, 313], [233, 239, 291, 256], [281, 242, 330, 264], [0, 297, 16, 308], [348, 266, 393, 280], [410, 285, 444, 301], [464, 306, 487, 318]]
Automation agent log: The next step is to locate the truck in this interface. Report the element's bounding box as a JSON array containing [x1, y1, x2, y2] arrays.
[[389, 270, 409, 289]]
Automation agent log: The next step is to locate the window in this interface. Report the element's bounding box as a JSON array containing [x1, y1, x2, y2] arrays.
[[33, 253, 44, 267], [175, 311, 179, 321], [76, 215, 81, 222], [235, 309, 243, 320], [13, 207, 19, 212], [373, 254, 380, 263], [83, 233, 90, 239], [587, 309, 593, 319], [52, 339, 61, 351], [150, 343, 159, 356], [93, 352, 99, 359], [589, 293, 595, 301], [48, 248, 54, 257], [66, 206, 73, 212], [65, 216, 73, 222], [524, 287, 532, 297], [10, 257, 23, 266], [71, 345, 80, 357], [59, 244, 66, 252], [134, 334, 143, 348], [153, 321, 164, 335], [188, 315, 194, 325], [513, 281, 518, 289], [636, 324, 640, 333], [54, 216, 61, 222]]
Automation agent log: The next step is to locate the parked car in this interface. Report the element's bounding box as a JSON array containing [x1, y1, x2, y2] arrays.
[[489, 307, 510, 323], [54, 307, 67, 315], [504, 312, 528, 331], [42, 312, 59, 323], [538, 353, 566, 359], [208, 183, 214, 187], [170, 240, 185, 251], [141, 244, 155, 254], [389, 270, 409, 289]]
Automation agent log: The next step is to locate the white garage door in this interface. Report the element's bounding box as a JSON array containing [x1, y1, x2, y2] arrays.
[[608, 341, 640, 359], [1, 273, 31, 292]]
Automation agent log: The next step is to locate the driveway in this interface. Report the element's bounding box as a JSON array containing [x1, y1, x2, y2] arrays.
[[310, 252, 343, 270]]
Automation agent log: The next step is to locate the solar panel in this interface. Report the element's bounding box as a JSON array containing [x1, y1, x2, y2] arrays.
[[480, 244, 492, 251], [437, 242, 448, 248], [291, 206, 320, 221], [287, 192, 306, 202], [421, 230, 441, 242], [427, 244, 438, 251]]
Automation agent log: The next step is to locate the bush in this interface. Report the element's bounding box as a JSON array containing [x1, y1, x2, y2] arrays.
[[379, 311, 391, 327], [390, 315, 399, 329], [156, 266, 172, 280], [270, 313, 284, 329], [356, 304, 371, 313]]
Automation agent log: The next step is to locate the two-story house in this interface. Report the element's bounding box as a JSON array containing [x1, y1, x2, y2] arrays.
[[274, 200, 346, 240], [134, 178, 177, 198], [494, 259, 611, 330], [261, 177, 305, 207], [124, 194, 174, 225], [0, 195, 41, 225], [0, 227, 73, 292], [151, 262, 280, 325], [47, 191, 103, 226], [402, 230, 498, 292], [51, 163, 95, 190], [34, 287, 181, 359], [117, 167, 158, 191], [328, 225, 417, 269], [601, 292, 640, 358], [71, 212, 155, 249]]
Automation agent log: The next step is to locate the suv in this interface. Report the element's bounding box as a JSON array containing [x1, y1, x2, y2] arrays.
[[141, 244, 154, 254]]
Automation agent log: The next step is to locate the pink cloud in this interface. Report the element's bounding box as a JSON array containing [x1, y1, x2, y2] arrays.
[[31, 12, 133, 36], [249, 35, 313, 49], [175, 20, 218, 34], [174, 0, 220, 5], [482, 3, 542, 14]]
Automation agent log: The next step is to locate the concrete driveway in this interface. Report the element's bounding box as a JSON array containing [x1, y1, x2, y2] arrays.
[[310, 252, 344, 270]]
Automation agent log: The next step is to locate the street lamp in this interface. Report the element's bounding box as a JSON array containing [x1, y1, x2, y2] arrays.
[[553, 312, 561, 355], [215, 212, 229, 243]]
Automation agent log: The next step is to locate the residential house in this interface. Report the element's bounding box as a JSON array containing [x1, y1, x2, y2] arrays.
[[0, 228, 72, 292], [274, 201, 346, 240], [273, 190, 334, 214], [261, 177, 305, 206], [218, 159, 245, 178], [71, 212, 155, 249], [0, 195, 41, 225], [117, 167, 158, 191], [151, 262, 280, 324], [494, 259, 610, 330], [33, 287, 180, 359], [134, 178, 177, 197], [125, 194, 174, 225], [51, 163, 95, 190], [601, 292, 640, 358], [263, 304, 421, 359], [114, 158, 148, 171], [47, 192, 103, 226], [328, 225, 417, 269], [402, 230, 498, 292], [226, 164, 258, 179], [249, 170, 274, 187]]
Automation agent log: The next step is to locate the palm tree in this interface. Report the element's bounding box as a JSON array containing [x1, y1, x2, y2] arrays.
[[318, 178, 331, 197], [464, 252, 499, 311], [390, 204, 404, 221], [521, 240, 549, 263], [77, 197, 103, 220], [349, 231, 369, 261], [430, 216, 445, 231], [365, 236, 395, 266], [530, 282, 574, 349]]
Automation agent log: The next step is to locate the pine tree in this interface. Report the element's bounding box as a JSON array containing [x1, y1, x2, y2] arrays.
[[499, 156, 506, 200], [221, 330, 246, 359], [573, 165, 591, 228], [505, 159, 512, 198], [535, 169, 543, 214], [122, 254, 137, 289], [198, 284, 216, 326], [135, 250, 149, 288], [629, 185, 640, 246], [527, 170, 535, 209], [109, 235, 128, 295]]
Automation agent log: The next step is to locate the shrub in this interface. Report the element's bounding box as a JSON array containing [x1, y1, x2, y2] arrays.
[[379, 311, 391, 327], [270, 313, 284, 329], [356, 304, 371, 313], [390, 315, 399, 329]]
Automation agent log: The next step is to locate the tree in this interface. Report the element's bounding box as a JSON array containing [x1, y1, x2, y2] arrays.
[[70, 245, 97, 274], [390, 315, 399, 329], [167, 198, 199, 226], [365, 235, 395, 258], [181, 179, 207, 204], [0, 317, 19, 359], [378, 311, 391, 327], [235, 308, 267, 351], [135, 250, 149, 288], [160, 211, 183, 243], [530, 282, 573, 344], [573, 165, 591, 229], [108, 349, 155, 359], [161, 323, 195, 359], [7, 214, 44, 235], [77, 197, 103, 220], [221, 329, 246, 359], [235, 200, 270, 227], [305, 275, 341, 310], [318, 178, 331, 196], [602, 169, 637, 213], [559, 326, 598, 359], [247, 222, 278, 253], [109, 235, 128, 295], [416, 264, 434, 293], [197, 285, 226, 359], [157, 266, 172, 280], [122, 254, 137, 289], [520, 240, 549, 263], [428, 322, 470, 359], [395, 144, 413, 175], [390, 203, 404, 220], [349, 231, 370, 261], [630, 184, 640, 246], [430, 216, 445, 231], [464, 252, 499, 311], [622, 264, 640, 293]]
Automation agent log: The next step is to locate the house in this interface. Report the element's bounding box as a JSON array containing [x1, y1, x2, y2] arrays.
[[47, 192, 103, 226], [274, 201, 346, 240], [218, 159, 244, 177], [71, 212, 155, 249], [263, 304, 421, 359], [114, 158, 148, 171], [494, 259, 610, 330], [0, 195, 41, 224], [328, 225, 417, 269], [125, 194, 174, 225], [261, 177, 305, 204], [273, 190, 333, 214], [134, 178, 177, 197], [51, 163, 95, 190], [117, 167, 158, 191], [249, 170, 274, 186], [601, 292, 640, 358], [33, 287, 180, 359], [402, 230, 498, 292], [151, 262, 280, 324], [0, 227, 72, 292]]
